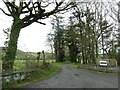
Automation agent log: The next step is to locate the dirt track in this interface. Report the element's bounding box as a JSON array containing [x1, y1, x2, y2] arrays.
[[24, 64, 118, 88]]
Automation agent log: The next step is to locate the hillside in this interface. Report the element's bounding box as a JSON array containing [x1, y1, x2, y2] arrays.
[[0, 47, 36, 60], [29, 52, 55, 60], [0, 47, 55, 60]]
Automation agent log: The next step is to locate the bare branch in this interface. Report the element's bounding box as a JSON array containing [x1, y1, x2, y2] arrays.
[[18, 1, 23, 14], [41, 2, 53, 8], [22, 18, 38, 28], [12, 0, 16, 3], [33, 2, 45, 14], [3, 2, 12, 14], [32, 2, 36, 14], [22, 20, 34, 28], [36, 21, 46, 25], [21, 10, 29, 14], [7, 2, 18, 11], [36, 2, 41, 10], [2, 0, 75, 28], [109, 14, 118, 22], [0, 8, 12, 16], [24, 2, 32, 14], [22, 1, 31, 10], [43, 1, 74, 18], [22, 14, 34, 21], [22, 16, 39, 28]]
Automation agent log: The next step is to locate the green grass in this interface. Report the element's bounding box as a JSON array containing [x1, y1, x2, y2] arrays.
[[78, 67, 118, 76], [3, 62, 64, 88], [13, 60, 42, 71], [69, 63, 80, 68], [13, 59, 56, 71], [13, 60, 26, 71], [46, 60, 56, 63], [2, 59, 56, 72], [70, 63, 118, 76]]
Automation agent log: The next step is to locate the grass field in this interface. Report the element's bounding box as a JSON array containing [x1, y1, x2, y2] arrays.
[[13, 60, 42, 71]]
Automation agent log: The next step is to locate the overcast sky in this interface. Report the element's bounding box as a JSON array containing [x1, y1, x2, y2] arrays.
[[0, 1, 53, 52], [0, 0, 72, 52], [0, 0, 119, 52], [0, 15, 53, 52]]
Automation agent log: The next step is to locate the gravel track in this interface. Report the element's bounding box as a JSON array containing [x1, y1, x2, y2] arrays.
[[24, 64, 118, 88]]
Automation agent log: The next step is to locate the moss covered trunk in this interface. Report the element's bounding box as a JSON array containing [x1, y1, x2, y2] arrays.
[[3, 18, 22, 71]]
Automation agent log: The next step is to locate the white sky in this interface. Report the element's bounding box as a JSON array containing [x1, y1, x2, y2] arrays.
[[18, 19, 52, 52], [0, 0, 119, 52], [0, 1, 53, 52], [0, 14, 52, 52], [0, 0, 71, 52], [0, 1, 70, 52]]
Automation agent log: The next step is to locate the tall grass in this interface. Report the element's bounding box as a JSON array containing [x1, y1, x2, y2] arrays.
[[13, 60, 56, 71]]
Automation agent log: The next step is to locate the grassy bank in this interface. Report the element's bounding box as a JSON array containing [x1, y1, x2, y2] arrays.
[[3, 62, 63, 89], [70, 63, 118, 75], [1, 59, 56, 72]]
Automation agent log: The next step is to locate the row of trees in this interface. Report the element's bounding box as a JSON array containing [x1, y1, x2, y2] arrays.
[[1, 0, 119, 71], [47, 1, 119, 65]]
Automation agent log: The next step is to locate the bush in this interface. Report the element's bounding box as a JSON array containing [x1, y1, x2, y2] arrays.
[[24, 60, 42, 70]]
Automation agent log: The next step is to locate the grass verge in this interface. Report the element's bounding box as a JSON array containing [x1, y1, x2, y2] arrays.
[[70, 63, 118, 76], [3, 62, 64, 89]]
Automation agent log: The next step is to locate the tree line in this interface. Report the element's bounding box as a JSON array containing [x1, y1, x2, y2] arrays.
[[47, 1, 120, 65]]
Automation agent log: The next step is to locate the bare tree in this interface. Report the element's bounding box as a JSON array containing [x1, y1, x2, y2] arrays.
[[0, 0, 75, 71]]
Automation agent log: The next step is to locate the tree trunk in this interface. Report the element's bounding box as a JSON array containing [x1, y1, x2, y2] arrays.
[[95, 40, 98, 59], [68, 45, 72, 62], [54, 38, 59, 62], [82, 46, 85, 64], [84, 47, 88, 64], [42, 50, 45, 64], [68, 44, 77, 62], [3, 18, 22, 71], [51, 45, 54, 63], [37, 52, 41, 63], [91, 44, 96, 64], [102, 34, 104, 58]]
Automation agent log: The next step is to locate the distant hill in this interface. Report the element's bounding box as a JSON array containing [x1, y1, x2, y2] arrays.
[[0, 47, 36, 60], [16, 49, 37, 60], [27, 52, 55, 60], [0, 47, 55, 60]]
